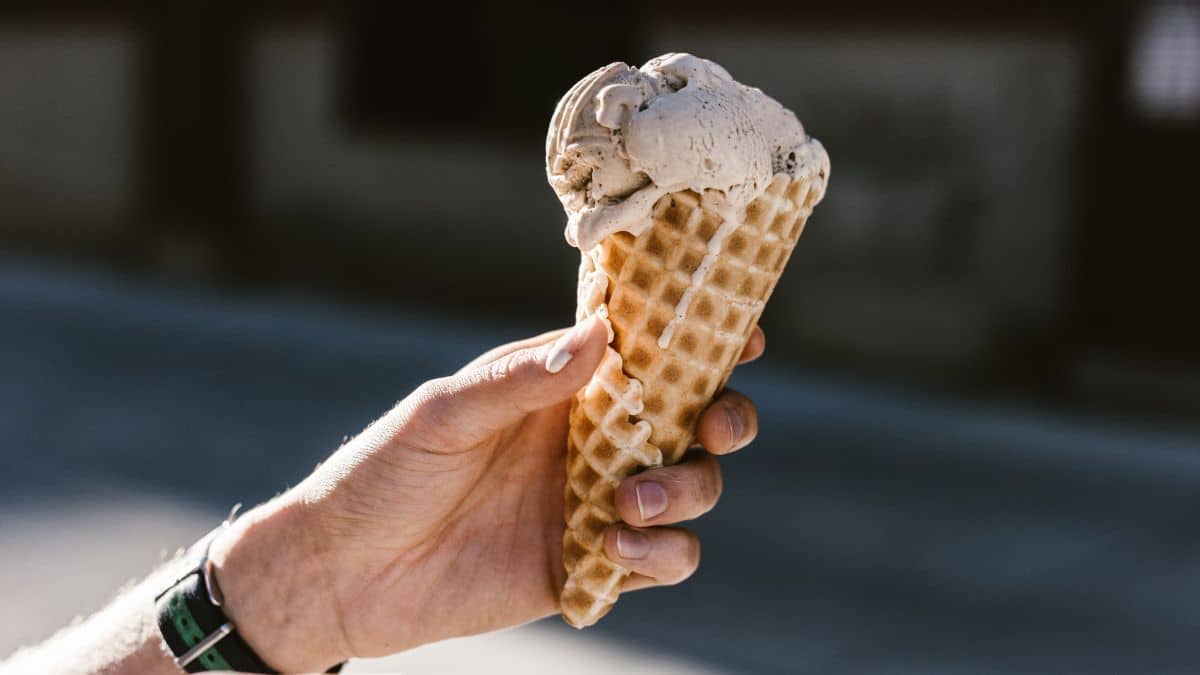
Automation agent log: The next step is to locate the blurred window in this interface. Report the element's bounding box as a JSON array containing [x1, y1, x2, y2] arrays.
[[0, 30, 134, 239], [1131, 0, 1200, 120], [337, 0, 634, 139]]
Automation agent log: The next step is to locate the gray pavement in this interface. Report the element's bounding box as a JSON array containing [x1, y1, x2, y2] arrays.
[[4, 260, 1200, 674]]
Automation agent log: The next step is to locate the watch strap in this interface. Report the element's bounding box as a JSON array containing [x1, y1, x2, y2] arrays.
[[155, 510, 344, 673], [156, 566, 278, 673]]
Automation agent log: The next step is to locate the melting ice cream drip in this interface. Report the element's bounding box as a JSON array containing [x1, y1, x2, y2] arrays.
[[657, 195, 742, 350], [576, 248, 659, 465]]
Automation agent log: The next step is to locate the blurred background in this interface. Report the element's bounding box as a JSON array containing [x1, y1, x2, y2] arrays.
[[3, 1, 1200, 673]]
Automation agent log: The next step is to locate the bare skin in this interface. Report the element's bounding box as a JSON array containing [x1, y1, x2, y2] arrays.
[[2, 319, 766, 674]]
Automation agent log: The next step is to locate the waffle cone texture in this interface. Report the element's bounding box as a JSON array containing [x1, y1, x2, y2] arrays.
[[561, 168, 828, 628]]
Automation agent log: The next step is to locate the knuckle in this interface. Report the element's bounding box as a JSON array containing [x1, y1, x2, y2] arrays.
[[408, 378, 452, 422], [701, 409, 728, 450], [481, 350, 541, 410], [681, 468, 705, 504], [403, 378, 458, 449], [708, 462, 724, 504], [690, 456, 723, 512], [480, 353, 519, 389]]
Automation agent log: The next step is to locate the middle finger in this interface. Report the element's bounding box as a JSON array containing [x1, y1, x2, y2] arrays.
[[614, 451, 724, 527]]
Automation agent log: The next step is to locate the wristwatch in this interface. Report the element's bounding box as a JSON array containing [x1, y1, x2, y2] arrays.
[[155, 505, 343, 673]]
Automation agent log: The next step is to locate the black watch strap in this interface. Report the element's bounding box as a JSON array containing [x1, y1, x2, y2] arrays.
[[156, 567, 277, 673], [155, 510, 344, 674]]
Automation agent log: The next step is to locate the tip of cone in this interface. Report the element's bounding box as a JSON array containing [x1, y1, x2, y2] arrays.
[[562, 614, 590, 629]]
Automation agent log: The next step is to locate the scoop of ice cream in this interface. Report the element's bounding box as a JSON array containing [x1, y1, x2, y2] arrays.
[[546, 53, 827, 250]]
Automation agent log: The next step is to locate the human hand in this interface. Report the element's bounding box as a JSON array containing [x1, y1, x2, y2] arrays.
[[208, 317, 765, 671]]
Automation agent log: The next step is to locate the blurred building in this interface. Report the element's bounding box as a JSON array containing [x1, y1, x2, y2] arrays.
[[0, 1, 1197, 413]]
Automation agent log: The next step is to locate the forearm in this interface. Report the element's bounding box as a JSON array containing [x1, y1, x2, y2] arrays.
[[1, 557, 187, 675], [2, 494, 344, 675]]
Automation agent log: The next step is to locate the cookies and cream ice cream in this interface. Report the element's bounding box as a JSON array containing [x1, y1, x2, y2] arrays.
[[546, 52, 829, 251]]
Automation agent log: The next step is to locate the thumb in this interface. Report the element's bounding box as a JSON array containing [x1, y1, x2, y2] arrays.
[[408, 316, 609, 449]]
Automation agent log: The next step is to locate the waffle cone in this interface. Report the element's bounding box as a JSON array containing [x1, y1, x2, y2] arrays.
[[560, 168, 827, 627]]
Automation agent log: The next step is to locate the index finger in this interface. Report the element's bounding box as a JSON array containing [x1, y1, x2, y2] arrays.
[[736, 325, 766, 365], [694, 388, 758, 455]]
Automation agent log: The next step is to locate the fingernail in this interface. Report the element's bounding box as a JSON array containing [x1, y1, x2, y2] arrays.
[[635, 481, 669, 521], [726, 405, 746, 450], [545, 318, 595, 374], [616, 528, 650, 560]]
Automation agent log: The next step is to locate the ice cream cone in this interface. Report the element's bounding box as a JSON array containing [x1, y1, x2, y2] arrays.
[[560, 160, 828, 627]]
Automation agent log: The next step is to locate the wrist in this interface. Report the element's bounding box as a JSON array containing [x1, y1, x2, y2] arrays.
[[207, 496, 349, 672]]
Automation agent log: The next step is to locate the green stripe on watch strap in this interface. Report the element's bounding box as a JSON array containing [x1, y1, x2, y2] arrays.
[[167, 593, 235, 671]]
